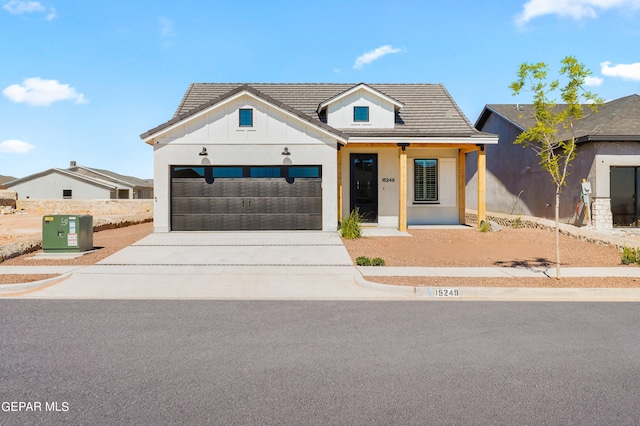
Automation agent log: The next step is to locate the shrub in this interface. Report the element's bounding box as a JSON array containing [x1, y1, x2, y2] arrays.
[[621, 246, 637, 265], [356, 256, 371, 266], [512, 216, 523, 228], [371, 257, 386, 266], [339, 209, 363, 239], [479, 220, 491, 233]]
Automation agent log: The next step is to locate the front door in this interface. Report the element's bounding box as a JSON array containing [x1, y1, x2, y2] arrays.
[[611, 166, 640, 227], [350, 154, 378, 222]]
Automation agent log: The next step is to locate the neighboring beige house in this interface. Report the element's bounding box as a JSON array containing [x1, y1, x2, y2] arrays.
[[5, 162, 153, 200], [468, 94, 640, 230], [141, 83, 497, 232]]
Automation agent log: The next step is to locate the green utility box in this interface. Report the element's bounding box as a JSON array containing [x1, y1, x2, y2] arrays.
[[42, 215, 93, 253]]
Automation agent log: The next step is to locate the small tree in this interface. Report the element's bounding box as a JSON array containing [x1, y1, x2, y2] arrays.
[[509, 56, 603, 279]]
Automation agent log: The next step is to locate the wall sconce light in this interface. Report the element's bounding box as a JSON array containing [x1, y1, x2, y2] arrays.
[[282, 147, 291, 155], [199, 147, 208, 156]]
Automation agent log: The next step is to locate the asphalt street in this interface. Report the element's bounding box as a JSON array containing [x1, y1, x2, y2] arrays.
[[1, 300, 639, 425]]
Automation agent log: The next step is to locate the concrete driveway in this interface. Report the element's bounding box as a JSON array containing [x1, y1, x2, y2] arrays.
[[99, 231, 354, 266], [16, 231, 395, 300]]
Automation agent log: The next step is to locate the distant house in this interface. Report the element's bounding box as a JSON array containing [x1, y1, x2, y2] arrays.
[[141, 83, 497, 232], [5, 162, 153, 200], [467, 94, 640, 230], [0, 175, 16, 190]]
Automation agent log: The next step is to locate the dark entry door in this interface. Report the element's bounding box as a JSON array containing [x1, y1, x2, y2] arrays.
[[611, 166, 640, 227], [350, 154, 378, 222]]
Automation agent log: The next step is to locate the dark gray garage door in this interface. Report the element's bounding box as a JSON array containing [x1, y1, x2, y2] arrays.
[[171, 165, 322, 231]]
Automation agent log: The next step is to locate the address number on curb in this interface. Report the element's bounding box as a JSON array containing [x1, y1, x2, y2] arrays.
[[434, 288, 460, 297]]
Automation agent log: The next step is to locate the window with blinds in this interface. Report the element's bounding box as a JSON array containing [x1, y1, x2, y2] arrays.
[[414, 159, 438, 202]]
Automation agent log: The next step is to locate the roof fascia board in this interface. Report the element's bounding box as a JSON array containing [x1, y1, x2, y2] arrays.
[[346, 136, 499, 145], [576, 135, 640, 143], [144, 89, 347, 144], [317, 83, 404, 113], [4, 168, 57, 186]]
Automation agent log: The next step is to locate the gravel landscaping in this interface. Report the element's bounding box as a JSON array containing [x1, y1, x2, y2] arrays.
[[0, 222, 153, 284], [341, 226, 640, 288]]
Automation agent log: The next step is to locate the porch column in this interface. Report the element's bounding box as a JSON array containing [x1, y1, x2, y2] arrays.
[[477, 145, 486, 228], [458, 150, 466, 225], [337, 146, 343, 223], [398, 145, 408, 232]]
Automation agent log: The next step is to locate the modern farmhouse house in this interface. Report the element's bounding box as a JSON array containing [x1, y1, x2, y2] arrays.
[[141, 83, 497, 232]]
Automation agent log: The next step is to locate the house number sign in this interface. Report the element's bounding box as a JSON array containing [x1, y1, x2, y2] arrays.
[[381, 178, 395, 182], [434, 288, 460, 297]]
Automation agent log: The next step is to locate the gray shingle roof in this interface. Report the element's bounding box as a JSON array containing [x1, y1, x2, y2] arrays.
[[478, 94, 640, 142], [141, 83, 491, 140]]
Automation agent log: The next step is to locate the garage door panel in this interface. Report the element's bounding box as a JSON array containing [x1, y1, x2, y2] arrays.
[[172, 197, 247, 215], [171, 166, 323, 231], [172, 196, 322, 215], [172, 213, 322, 231], [242, 197, 322, 214]]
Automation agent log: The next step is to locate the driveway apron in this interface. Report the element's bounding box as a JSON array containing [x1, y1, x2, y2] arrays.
[[17, 232, 390, 299]]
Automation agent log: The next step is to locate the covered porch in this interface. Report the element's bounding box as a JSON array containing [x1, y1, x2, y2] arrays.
[[337, 142, 488, 231]]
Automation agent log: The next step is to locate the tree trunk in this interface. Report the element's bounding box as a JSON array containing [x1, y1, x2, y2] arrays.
[[555, 188, 561, 279]]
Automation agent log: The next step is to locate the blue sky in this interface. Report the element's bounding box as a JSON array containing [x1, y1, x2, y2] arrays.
[[1, 0, 639, 179]]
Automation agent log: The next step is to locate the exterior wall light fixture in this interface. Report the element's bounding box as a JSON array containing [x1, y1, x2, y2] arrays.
[[199, 147, 208, 156], [282, 147, 291, 155]]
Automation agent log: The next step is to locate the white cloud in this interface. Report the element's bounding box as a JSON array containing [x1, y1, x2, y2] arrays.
[[515, 0, 640, 24], [45, 6, 55, 20], [585, 76, 604, 86], [0, 139, 35, 154], [2, 77, 87, 106], [3, 0, 45, 14], [353, 45, 403, 70], [601, 61, 640, 80]]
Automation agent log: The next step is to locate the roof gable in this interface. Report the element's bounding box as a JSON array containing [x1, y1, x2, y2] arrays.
[[142, 83, 492, 142], [317, 83, 404, 113], [141, 84, 349, 142], [5, 168, 116, 190]]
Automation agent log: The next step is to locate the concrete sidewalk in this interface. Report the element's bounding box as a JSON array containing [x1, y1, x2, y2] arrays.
[[3, 263, 640, 301]]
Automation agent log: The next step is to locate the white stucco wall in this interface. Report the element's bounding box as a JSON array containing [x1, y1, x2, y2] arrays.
[[592, 153, 640, 197], [151, 94, 339, 232], [10, 173, 113, 200], [327, 89, 395, 129]]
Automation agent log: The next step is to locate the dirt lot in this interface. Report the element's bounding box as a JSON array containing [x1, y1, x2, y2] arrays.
[[1, 217, 637, 288]]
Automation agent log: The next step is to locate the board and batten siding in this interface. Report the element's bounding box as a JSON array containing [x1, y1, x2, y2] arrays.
[[152, 94, 339, 232]]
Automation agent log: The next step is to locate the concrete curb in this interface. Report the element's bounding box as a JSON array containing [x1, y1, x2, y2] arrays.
[[353, 273, 640, 301], [0, 274, 71, 297]]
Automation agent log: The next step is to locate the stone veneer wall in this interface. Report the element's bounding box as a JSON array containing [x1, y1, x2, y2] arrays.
[[592, 198, 613, 231], [465, 209, 636, 250], [16, 199, 153, 216]]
